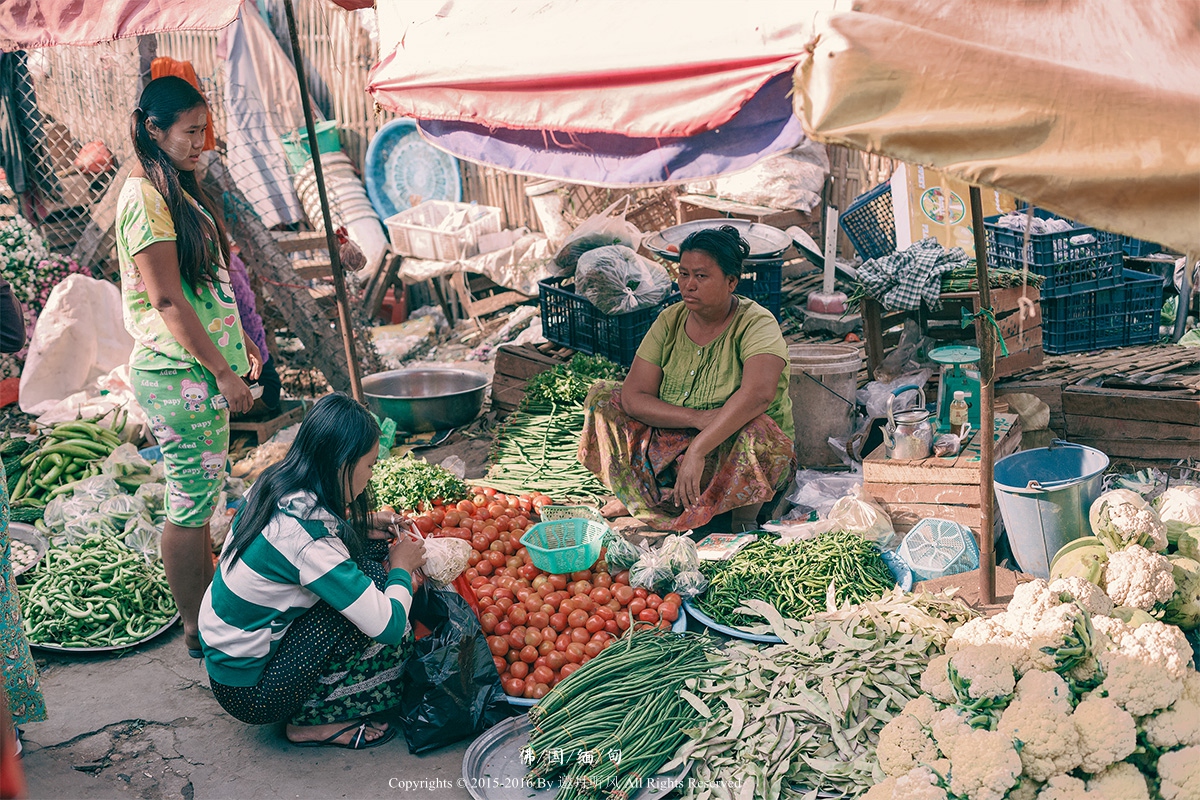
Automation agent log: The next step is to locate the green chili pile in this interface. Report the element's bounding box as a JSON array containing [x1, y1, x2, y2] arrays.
[[19, 535, 176, 649], [525, 626, 719, 800], [692, 531, 896, 630]]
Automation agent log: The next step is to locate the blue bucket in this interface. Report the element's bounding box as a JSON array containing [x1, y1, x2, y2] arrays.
[[993, 441, 1109, 579]]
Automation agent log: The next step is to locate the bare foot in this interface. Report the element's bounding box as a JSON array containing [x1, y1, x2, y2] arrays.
[[600, 498, 630, 519], [286, 719, 389, 746]]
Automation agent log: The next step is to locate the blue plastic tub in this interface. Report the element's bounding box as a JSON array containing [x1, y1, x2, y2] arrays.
[[993, 442, 1109, 579]]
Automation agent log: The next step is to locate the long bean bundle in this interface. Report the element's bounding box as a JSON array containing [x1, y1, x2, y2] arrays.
[[693, 531, 895, 630], [485, 404, 608, 501], [525, 626, 719, 800]]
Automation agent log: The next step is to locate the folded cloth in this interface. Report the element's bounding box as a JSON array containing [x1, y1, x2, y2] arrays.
[[858, 238, 972, 311]]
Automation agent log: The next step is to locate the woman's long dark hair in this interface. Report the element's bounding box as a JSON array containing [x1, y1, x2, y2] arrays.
[[227, 393, 380, 565], [130, 75, 229, 292], [679, 225, 751, 279]]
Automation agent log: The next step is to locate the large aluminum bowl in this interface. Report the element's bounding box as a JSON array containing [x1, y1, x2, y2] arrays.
[[362, 368, 489, 432]]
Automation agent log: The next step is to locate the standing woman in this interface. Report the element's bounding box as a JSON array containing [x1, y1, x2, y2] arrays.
[[118, 76, 262, 657]]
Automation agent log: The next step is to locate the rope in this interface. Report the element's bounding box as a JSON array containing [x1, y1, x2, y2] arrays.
[[961, 306, 1010, 360]]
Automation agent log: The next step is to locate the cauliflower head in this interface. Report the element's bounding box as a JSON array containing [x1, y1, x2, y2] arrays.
[[863, 767, 950, 800], [1090, 489, 1167, 552], [1142, 670, 1200, 749], [948, 617, 1035, 675], [1157, 745, 1200, 800], [902, 695, 938, 726], [1034, 774, 1091, 800], [1048, 576, 1114, 618], [1004, 580, 1062, 637], [1104, 545, 1174, 611], [949, 644, 1017, 702], [1012, 669, 1072, 711], [930, 707, 971, 761], [1085, 762, 1149, 800], [945, 728, 1021, 800], [998, 691, 1082, 782], [921, 654, 958, 705], [1070, 695, 1136, 773], [1096, 648, 1184, 716], [877, 714, 939, 778]]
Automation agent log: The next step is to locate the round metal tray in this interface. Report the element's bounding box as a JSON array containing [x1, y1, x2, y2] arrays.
[[644, 219, 792, 263], [8, 522, 48, 578], [505, 608, 688, 707], [462, 714, 691, 800], [30, 612, 180, 654]]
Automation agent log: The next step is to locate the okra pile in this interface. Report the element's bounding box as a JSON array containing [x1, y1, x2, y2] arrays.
[[19, 534, 176, 649]]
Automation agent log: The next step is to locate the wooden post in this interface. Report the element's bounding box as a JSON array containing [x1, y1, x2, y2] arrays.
[[970, 186, 996, 605], [136, 35, 157, 93], [283, 0, 363, 403]]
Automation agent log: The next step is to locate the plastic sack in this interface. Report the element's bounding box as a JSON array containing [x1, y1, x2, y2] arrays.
[[399, 587, 512, 754], [63, 513, 119, 544], [827, 486, 896, 548], [421, 537, 473, 584], [44, 494, 104, 533], [659, 534, 700, 573], [932, 432, 964, 458], [574, 245, 672, 315], [604, 534, 641, 573], [673, 569, 709, 599], [42, 493, 68, 532], [135, 482, 167, 519], [123, 515, 162, 560], [786, 469, 864, 518], [72, 475, 121, 504], [102, 443, 154, 490], [857, 370, 933, 422], [551, 197, 642, 276], [222, 476, 247, 502], [98, 493, 149, 527], [629, 548, 675, 595]]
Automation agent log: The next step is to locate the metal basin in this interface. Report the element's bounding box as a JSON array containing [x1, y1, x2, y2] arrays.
[[362, 368, 489, 433]]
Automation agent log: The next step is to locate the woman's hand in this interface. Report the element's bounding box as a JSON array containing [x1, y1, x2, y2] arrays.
[[244, 336, 263, 382], [672, 448, 707, 509], [215, 368, 255, 414], [367, 511, 405, 540], [387, 534, 426, 576]]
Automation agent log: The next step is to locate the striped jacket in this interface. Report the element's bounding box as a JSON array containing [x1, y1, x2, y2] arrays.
[[198, 491, 413, 687]]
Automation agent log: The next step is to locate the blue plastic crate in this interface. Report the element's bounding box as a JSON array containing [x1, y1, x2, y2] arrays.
[[841, 182, 896, 262], [736, 259, 782, 320], [538, 277, 680, 367], [984, 209, 1123, 298], [1121, 268, 1166, 346], [1121, 236, 1162, 257], [1041, 269, 1165, 354]]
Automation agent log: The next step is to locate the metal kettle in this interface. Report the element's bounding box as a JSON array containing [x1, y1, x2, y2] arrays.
[[883, 385, 934, 460]]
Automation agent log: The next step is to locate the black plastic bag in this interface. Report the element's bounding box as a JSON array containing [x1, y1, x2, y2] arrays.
[[399, 587, 513, 753]]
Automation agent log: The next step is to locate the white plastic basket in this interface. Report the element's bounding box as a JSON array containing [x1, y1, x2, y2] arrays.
[[383, 200, 502, 261]]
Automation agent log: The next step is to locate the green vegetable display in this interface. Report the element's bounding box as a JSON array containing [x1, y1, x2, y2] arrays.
[[10, 414, 126, 511], [520, 354, 625, 412], [19, 534, 176, 649], [525, 626, 719, 800], [370, 454, 467, 511], [675, 592, 975, 800], [484, 405, 608, 501], [692, 531, 896, 630]]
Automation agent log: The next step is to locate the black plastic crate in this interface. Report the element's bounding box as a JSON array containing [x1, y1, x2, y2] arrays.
[[1041, 269, 1164, 354], [984, 209, 1122, 298], [736, 259, 783, 320], [841, 182, 896, 262], [1121, 236, 1162, 257], [538, 277, 680, 367]]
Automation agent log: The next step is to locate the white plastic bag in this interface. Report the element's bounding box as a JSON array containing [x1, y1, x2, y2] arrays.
[[551, 197, 642, 276], [420, 537, 473, 584], [575, 245, 671, 314]]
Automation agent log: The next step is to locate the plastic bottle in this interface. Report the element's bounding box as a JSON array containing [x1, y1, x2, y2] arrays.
[[949, 391, 970, 437]]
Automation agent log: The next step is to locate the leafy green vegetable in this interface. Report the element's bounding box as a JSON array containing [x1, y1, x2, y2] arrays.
[[370, 454, 467, 512], [520, 354, 625, 411]]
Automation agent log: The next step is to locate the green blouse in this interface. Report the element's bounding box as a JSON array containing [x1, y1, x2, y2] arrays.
[[635, 297, 794, 439], [116, 177, 250, 376]]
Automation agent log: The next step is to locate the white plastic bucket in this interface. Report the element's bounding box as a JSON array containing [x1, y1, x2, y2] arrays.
[[788, 344, 862, 466]]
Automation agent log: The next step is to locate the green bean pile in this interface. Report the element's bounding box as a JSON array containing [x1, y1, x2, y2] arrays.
[[693, 531, 895, 629], [10, 415, 125, 511], [526, 627, 718, 800], [19, 535, 176, 649], [485, 404, 608, 501]]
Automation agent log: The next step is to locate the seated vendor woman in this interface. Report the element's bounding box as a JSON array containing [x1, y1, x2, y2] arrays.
[[579, 225, 795, 532], [199, 393, 426, 749]]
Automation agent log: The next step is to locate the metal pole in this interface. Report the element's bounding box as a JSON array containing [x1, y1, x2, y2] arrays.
[[282, 0, 364, 403], [969, 186, 996, 605]]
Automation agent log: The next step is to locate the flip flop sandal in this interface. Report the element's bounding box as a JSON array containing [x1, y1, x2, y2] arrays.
[[291, 722, 396, 750], [187, 649, 203, 659]]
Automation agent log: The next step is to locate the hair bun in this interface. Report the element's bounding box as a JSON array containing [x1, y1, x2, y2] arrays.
[[716, 224, 751, 259]]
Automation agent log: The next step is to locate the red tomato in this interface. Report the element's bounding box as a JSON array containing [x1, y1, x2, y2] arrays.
[[590, 587, 612, 605], [604, 619, 619, 634], [519, 564, 541, 582], [638, 608, 661, 623], [487, 636, 508, 657], [494, 587, 515, 602], [566, 609, 589, 629], [506, 649, 520, 664], [585, 615, 605, 634], [495, 619, 513, 636], [502, 677, 524, 696], [531, 683, 550, 700], [472, 534, 490, 552], [524, 629, 542, 648], [486, 551, 505, 567], [564, 643, 586, 664], [509, 661, 529, 679], [573, 581, 593, 597], [593, 573, 612, 589], [546, 651, 567, 671], [658, 602, 679, 623], [508, 628, 527, 649], [476, 560, 494, 577], [605, 599, 622, 613], [560, 662, 579, 679], [457, 500, 476, 515], [663, 593, 683, 607], [628, 598, 646, 617], [414, 516, 436, 534], [523, 682, 536, 699], [524, 597, 542, 613], [467, 551, 482, 568], [616, 611, 631, 631], [538, 640, 555, 656], [532, 665, 554, 685], [646, 594, 662, 610], [559, 599, 577, 615], [482, 487, 497, 498], [429, 507, 445, 524], [475, 507, 491, 521], [533, 494, 553, 510], [495, 597, 514, 614], [494, 516, 511, 533], [474, 582, 494, 597], [520, 645, 539, 664], [634, 587, 648, 599], [493, 656, 506, 674], [529, 611, 550, 630], [473, 493, 487, 507], [595, 606, 615, 622], [555, 634, 572, 652], [480, 612, 498, 634], [613, 585, 635, 606], [443, 511, 462, 527], [488, 503, 506, 518], [571, 570, 591, 583], [507, 606, 528, 626], [584, 641, 603, 658], [570, 627, 590, 644], [550, 613, 569, 632]]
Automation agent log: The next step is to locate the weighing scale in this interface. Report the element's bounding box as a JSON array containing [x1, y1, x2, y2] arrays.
[[929, 345, 981, 432]]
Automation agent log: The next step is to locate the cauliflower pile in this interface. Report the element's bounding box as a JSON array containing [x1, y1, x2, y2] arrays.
[[1049, 489, 1200, 633], [866, 579, 1200, 800]]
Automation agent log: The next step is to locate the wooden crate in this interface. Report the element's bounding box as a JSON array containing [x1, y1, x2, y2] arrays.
[[1063, 386, 1200, 462], [864, 413, 1022, 534], [229, 399, 306, 444], [491, 342, 574, 414]]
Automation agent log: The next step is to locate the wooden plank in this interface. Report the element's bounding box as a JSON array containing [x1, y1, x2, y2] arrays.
[[995, 345, 1044, 379], [996, 379, 1063, 415], [863, 414, 1021, 485], [865, 482, 982, 505], [880, 502, 989, 534], [1066, 415, 1200, 442], [229, 400, 306, 444], [495, 344, 568, 381], [996, 304, 1042, 339], [861, 297, 886, 380], [1062, 386, 1200, 426], [1070, 437, 1200, 461]]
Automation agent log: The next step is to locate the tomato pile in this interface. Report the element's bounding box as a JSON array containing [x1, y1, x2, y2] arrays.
[[405, 487, 682, 700]]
